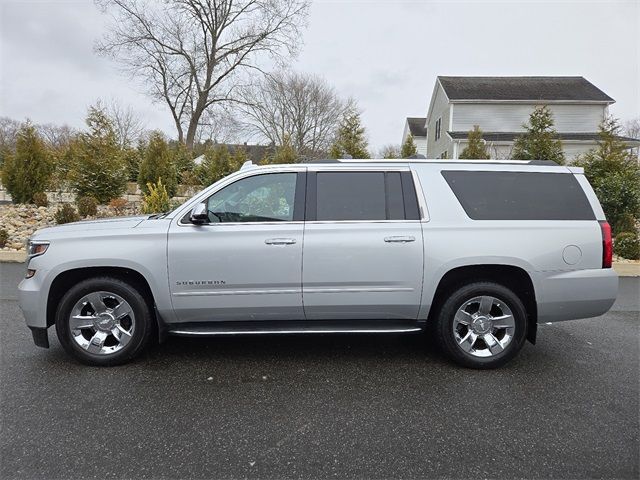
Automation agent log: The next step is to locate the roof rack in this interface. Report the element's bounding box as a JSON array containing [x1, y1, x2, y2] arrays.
[[251, 158, 563, 167], [323, 158, 562, 165]]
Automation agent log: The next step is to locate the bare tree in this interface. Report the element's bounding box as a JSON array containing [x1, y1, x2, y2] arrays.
[[0, 117, 21, 152], [377, 144, 400, 159], [96, 0, 309, 150], [196, 105, 243, 145], [623, 118, 640, 140], [36, 123, 76, 149], [238, 70, 350, 157], [105, 99, 147, 148], [623, 117, 640, 161]]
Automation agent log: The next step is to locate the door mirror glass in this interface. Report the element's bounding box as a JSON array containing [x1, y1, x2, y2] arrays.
[[190, 202, 209, 224]]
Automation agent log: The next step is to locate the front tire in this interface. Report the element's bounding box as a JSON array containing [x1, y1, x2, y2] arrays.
[[435, 282, 528, 369], [55, 276, 153, 366]]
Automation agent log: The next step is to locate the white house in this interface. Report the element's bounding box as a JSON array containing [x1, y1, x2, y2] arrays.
[[407, 76, 639, 161], [401, 117, 427, 156]]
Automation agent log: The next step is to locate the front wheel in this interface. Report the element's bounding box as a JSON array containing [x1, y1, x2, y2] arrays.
[[435, 282, 528, 369], [55, 277, 153, 366]]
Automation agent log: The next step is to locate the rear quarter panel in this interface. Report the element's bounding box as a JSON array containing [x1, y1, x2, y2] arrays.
[[412, 163, 613, 322]]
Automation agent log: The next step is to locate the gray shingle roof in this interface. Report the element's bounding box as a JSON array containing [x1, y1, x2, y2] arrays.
[[448, 131, 640, 144], [438, 76, 614, 102], [406, 117, 427, 137]]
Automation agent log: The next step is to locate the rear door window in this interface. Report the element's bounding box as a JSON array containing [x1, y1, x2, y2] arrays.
[[316, 172, 386, 221], [442, 170, 595, 220], [311, 171, 420, 221]]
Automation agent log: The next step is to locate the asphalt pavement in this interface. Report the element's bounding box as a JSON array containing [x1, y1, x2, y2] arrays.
[[1, 262, 638, 479]]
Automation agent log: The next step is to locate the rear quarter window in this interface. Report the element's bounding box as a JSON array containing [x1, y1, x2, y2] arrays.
[[442, 170, 595, 220]]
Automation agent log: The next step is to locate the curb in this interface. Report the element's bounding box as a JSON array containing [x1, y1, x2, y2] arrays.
[[1, 250, 638, 276], [0, 251, 26, 263], [613, 263, 640, 277]]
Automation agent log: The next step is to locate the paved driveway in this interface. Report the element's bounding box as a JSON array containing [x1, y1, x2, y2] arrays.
[[1, 262, 638, 479]]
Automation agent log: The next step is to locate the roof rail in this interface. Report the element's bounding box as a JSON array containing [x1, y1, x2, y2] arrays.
[[527, 160, 559, 166], [326, 158, 563, 165]]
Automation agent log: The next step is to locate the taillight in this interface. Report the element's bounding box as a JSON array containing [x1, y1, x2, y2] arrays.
[[599, 221, 612, 268]]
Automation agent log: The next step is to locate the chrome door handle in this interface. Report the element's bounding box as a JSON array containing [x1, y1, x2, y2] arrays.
[[384, 236, 416, 243], [265, 238, 296, 245]]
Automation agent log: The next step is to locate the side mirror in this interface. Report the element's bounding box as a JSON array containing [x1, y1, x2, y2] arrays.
[[190, 202, 209, 224]]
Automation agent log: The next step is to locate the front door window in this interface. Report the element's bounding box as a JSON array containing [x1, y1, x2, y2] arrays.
[[206, 173, 297, 223]]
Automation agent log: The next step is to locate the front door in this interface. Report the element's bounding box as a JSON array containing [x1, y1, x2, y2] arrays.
[[302, 170, 424, 320], [168, 170, 306, 323]]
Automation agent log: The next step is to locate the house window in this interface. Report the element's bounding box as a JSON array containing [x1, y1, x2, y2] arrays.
[[435, 118, 441, 141]]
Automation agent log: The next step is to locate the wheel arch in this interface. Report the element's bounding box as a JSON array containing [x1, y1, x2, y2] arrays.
[[46, 266, 164, 341], [427, 264, 538, 344]]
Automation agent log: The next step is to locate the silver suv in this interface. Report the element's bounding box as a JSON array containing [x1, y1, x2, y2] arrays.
[[18, 159, 618, 368]]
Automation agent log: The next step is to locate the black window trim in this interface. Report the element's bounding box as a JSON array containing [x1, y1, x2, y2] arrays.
[[306, 169, 422, 223]]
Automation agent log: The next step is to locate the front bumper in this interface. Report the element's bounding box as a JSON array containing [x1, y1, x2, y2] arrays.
[[536, 268, 618, 323], [18, 275, 47, 327], [18, 269, 51, 348]]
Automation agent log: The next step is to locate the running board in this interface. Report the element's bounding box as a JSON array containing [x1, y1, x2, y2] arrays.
[[167, 320, 423, 337]]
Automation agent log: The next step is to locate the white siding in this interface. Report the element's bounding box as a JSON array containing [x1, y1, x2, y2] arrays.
[[415, 137, 427, 156], [426, 84, 453, 158], [454, 140, 597, 162], [401, 121, 428, 157], [452, 103, 606, 133], [563, 142, 599, 163], [455, 141, 512, 160]]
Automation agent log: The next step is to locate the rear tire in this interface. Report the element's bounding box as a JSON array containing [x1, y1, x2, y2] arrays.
[[55, 276, 153, 366], [435, 282, 527, 369]]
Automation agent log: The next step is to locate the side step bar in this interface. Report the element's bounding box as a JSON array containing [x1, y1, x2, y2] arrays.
[[167, 320, 423, 337]]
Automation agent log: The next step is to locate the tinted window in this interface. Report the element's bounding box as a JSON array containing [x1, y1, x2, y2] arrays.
[[442, 171, 595, 220], [316, 172, 386, 221], [401, 171, 421, 220], [205, 173, 297, 223], [385, 172, 405, 220]]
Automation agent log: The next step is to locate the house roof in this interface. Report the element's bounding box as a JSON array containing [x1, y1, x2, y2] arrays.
[[448, 131, 640, 145], [406, 117, 427, 137], [438, 76, 615, 103]]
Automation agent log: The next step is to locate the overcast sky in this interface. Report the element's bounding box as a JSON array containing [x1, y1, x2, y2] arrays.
[[0, 0, 638, 150]]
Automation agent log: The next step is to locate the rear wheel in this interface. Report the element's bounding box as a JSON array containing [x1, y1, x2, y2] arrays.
[[55, 277, 153, 366], [435, 282, 527, 369]]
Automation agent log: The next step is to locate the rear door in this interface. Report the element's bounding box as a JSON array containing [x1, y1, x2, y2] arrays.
[[302, 168, 424, 320]]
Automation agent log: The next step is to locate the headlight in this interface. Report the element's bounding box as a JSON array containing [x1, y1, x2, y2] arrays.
[[27, 240, 49, 258]]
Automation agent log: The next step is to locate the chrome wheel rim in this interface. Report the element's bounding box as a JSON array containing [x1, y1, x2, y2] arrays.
[[69, 291, 135, 355], [452, 295, 515, 358]]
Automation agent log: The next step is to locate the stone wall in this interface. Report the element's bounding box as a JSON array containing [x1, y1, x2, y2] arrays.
[[0, 182, 200, 205]]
